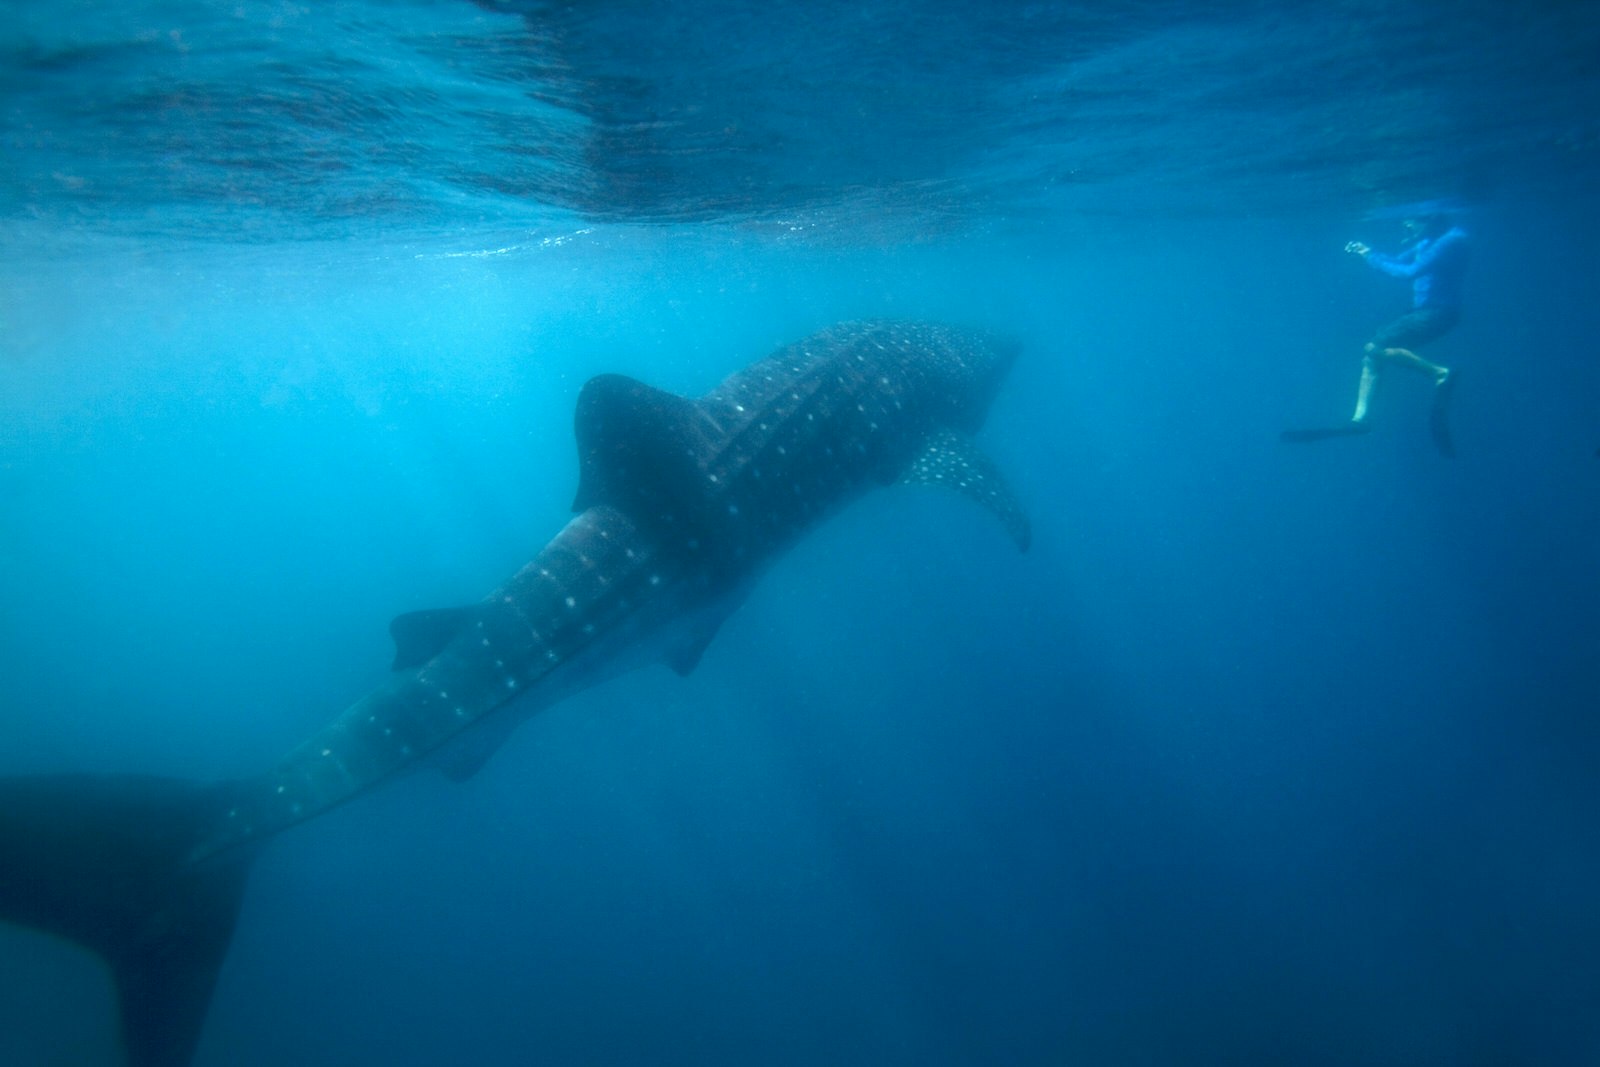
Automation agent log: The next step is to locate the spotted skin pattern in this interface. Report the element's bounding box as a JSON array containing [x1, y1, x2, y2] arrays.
[[0, 320, 1030, 1067], [197, 320, 1025, 859]]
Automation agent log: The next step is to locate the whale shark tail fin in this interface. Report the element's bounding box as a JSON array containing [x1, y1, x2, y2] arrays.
[[0, 773, 254, 1067]]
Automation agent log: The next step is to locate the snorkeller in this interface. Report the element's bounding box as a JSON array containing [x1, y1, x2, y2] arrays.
[[1283, 210, 1470, 455]]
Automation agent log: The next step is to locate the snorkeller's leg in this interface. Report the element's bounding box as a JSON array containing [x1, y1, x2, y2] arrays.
[[1352, 347, 1380, 424], [1380, 343, 1455, 454], [1381, 345, 1450, 383]]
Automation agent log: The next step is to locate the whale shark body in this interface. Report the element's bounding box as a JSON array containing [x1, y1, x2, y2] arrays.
[[0, 320, 1028, 1066]]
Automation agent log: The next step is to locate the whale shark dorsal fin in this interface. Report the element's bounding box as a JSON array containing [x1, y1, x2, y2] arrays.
[[901, 430, 1031, 552], [572, 373, 705, 515], [390, 607, 475, 670]]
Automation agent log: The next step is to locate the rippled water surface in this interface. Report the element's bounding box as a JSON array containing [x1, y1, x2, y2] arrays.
[[5, 0, 1599, 244]]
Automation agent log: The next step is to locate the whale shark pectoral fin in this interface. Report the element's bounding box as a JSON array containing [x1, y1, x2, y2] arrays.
[[664, 617, 726, 677], [429, 713, 519, 783], [389, 607, 476, 670], [901, 430, 1031, 552], [571, 373, 705, 515]]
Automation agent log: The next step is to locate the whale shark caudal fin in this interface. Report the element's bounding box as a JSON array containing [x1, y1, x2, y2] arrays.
[[0, 773, 254, 1067], [900, 430, 1032, 552]]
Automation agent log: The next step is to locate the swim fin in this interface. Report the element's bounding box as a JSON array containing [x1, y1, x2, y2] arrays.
[[1430, 372, 1457, 458], [1279, 423, 1371, 444]]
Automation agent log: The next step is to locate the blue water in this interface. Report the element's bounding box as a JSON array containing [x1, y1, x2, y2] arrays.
[[4, 2, 1600, 1065]]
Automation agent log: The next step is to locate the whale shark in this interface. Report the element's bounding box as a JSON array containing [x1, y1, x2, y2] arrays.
[[0, 319, 1028, 1067]]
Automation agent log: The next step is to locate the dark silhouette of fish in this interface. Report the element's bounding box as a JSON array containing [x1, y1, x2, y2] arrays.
[[0, 320, 1028, 1066]]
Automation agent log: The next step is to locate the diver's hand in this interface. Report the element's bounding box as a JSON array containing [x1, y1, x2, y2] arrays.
[[1344, 241, 1370, 257]]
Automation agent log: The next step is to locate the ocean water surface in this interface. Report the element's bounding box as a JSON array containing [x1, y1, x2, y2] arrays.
[[3, 2, 1600, 1065]]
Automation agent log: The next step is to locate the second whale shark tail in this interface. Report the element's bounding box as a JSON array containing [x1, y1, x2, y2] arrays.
[[0, 773, 255, 1067]]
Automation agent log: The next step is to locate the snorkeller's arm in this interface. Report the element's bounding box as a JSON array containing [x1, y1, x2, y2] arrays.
[[1366, 229, 1464, 279]]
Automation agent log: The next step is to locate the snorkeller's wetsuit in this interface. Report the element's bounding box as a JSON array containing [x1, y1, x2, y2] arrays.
[[1364, 225, 1470, 348]]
